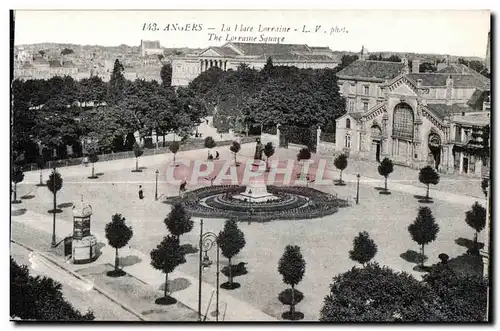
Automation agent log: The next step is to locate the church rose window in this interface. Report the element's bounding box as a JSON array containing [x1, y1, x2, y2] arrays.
[[392, 103, 414, 140]]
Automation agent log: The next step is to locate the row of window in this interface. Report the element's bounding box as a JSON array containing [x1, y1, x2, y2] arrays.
[[347, 84, 384, 97], [347, 99, 370, 112]]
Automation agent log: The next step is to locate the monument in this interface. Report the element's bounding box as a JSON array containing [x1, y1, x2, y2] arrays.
[[234, 177, 278, 203], [71, 196, 97, 264]]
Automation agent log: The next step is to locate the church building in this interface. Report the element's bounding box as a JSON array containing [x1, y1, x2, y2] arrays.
[[335, 46, 490, 176]]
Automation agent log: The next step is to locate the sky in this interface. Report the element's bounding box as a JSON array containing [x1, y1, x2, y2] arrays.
[[14, 10, 490, 57]]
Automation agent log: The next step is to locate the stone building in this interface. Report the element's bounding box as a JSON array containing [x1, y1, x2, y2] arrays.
[[140, 40, 163, 57], [335, 47, 490, 176], [14, 56, 80, 80], [171, 42, 340, 86]]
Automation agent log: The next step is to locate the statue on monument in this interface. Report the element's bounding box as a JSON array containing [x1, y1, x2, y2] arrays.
[[254, 138, 263, 160]]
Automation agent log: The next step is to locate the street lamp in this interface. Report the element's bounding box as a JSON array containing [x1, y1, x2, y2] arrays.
[[198, 219, 220, 322], [155, 169, 159, 201], [51, 166, 57, 247], [356, 174, 360, 205]]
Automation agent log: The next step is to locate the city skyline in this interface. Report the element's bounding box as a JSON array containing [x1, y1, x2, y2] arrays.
[[14, 10, 490, 58]]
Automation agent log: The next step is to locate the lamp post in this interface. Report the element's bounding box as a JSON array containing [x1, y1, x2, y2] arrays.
[[356, 174, 360, 205], [155, 169, 159, 201], [51, 166, 57, 247], [198, 219, 220, 322]]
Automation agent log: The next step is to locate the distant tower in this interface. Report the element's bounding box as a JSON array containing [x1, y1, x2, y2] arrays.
[[485, 31, 491, 73], [360, 45, 369, 60]]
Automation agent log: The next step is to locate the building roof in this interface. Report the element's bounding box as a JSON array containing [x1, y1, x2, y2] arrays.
[[211, 46, 240, 57], [336, 60, 405, 80], [142, 40, 161, 49], [451, 113, 490, 127], [256, 53, 335, 62], [232, 42, 311, 56], [467, 89, 489, 110], [407, 72, 490, 89], [425, 103, 477, 120]]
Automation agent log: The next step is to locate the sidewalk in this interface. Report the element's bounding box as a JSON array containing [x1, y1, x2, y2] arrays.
[[11, 206, 277, 322]]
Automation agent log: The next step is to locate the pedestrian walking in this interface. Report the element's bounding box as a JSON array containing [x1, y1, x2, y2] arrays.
[[138, 185, 144, 200]]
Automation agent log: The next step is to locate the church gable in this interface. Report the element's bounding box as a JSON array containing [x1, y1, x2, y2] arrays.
[[390, 83, 418, 96], [198, 48, 224, 57], [386, 75, 419, 96]]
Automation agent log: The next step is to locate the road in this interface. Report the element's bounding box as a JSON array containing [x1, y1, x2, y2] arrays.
[[10, 242, 139, 321]]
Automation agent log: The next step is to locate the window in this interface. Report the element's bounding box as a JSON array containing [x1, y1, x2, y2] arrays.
[[364, 86, 369, 96], [392, 103, 414, 139], [346, 118, 351, 129], [349, 84, 356, 94], [345, 134, 351, 148], [348, 98, 355, 112], [363, 102, 369, 111]]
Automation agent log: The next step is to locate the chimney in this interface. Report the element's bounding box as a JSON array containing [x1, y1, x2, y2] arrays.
[[412, 59, 420, 73]]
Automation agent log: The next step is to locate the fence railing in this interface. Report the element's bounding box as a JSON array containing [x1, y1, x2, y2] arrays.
[[22, 136, 257, 172]]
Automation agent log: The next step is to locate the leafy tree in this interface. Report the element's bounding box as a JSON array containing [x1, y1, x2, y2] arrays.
[[10, 258, 95, 320], [133, 142, 144, 172], [465, 202, 487, 250], [150, 235, 186, 303], [334, 154, 348, 184], [319, 263, 442, 322], [263, 142, 275, 171], [419, 62, 437, 73], [204, 136, 216, 160], [481, 177, 489, 198], [105, 214, 134, 276], [408, 207, 440, 267], [61, 48, 74, 56], [217, 219, 246, 289], [86, 141, 99, 179], [277, 245, 306, 320], [35, 155, 47, 186], [47, 169, 63, 246], [349, 231, 378, 266], [423, 263, 488, 321], [377, 157, 394, 193], [107, 59, 126, 105], [230, 141, 241, 166], [296, 147, 311, 180], [169, 141, 180, 164], [38, 50, 45, 57], [160, 63, 172, 87], [11, 167, 24, 203], [164, 204, 193, 240], [418, 166, 440, 200], [338, 54, 359, 71]]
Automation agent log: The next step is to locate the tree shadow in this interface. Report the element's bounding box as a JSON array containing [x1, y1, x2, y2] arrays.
[[159, 277, 191, 293], [21, 195, 35, 200], [155, 296, 177, 305], [374, 187, 385, 191], [220, 282, 241, 290], [131, 169, 143, 173], [47, 208, 63, 214], [88, 176, 99, 179], [221, 262, 248, 278], [412, 265, 433, 273], [334, 181, 346, 186], [119, 255, 142, 267], [95, 172, 105, 177], [11, 200, 22, 204], [441, 252, 483, 277], [35, 183, 47, 187], [181, 243, 199, 254], [379, 191, 392, 195], [455, 237, 484, 251], [400, 250, 428, 264], [11, 208, 27, 216], [106, 269, 127, 277], [139, 166, 148, 170], [58, 202, 74, 209]]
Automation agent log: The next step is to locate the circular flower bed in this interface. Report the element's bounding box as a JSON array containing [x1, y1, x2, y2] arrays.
[[166, 185, 348, 222]]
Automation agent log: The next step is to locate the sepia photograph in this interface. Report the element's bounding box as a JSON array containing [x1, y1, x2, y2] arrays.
[[9, 9, 492, 322]]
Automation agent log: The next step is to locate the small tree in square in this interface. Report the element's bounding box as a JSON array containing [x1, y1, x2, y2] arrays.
[[47, 169, 63, 214], [377, 158, 394, 194], [11, 167, 24, 204], [87, 149, 99, 179], [204, 136, 216, 160], [230, 141, 241, 166], [132, 142, 144, 172], [164, 203, 193, 242], [169, 141, 180, 165], [418, 166, 440, 201], [296, 147, 311, 180], [263, 142, 275, 171], [408, 206, 439, 268], [105, 214, 134, 277], [150, 235, 186, 305], [35, 155, 47, 186], [334, 154, 348, 185], [349, 231, 378, 266], [465, 202, 486, 252], [217, 218, 246, 289], [278, 245, 306, 320]]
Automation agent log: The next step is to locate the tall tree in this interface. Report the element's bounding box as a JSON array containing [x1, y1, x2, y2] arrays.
[[11, 167, 24, 204], [230, 141, 241, 166], [465, 202, 487, 251], [320, 263, 442, 322], [349, 231, 378, 266], [132, 142, 144, 172], [334, 154, 348, 185], [150, 235, 186, 304], [105, 214, 134, 276], [10, 258, 95, 320], [86, 139, 99, 179], [277, 245, 306, 320], [418, 166, 440, 201], [46, 169, 63, 247], [408, 207, 440, 267], [164, 204, 193, 240], [217, 219, 246, 289], [107, 59, 126, 105], [377, 157, 394, 193], [160, 63, 172, 87]]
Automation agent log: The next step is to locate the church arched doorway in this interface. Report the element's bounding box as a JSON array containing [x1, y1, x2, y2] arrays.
[[371, 124, 382, 162], [428, 132, 442, 170], [391, 103, 414, 163]]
